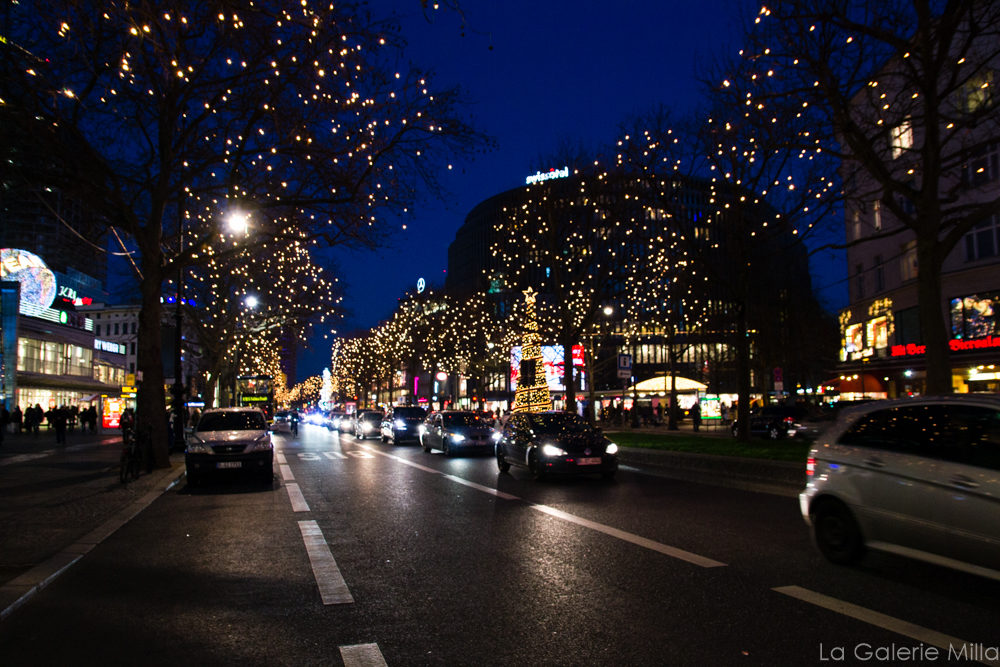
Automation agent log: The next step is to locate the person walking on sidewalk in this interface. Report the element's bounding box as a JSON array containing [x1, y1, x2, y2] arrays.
[[12, 405, 22, 434], [52, 406, 68, 444], [0, 404, 9, 446], [691, 401, 702, 433]]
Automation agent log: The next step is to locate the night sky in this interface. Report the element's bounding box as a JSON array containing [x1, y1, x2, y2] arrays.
[[285, 1, 845, 379]]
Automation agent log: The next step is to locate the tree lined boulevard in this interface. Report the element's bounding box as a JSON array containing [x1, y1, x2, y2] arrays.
[[1, 424, 998, 666]]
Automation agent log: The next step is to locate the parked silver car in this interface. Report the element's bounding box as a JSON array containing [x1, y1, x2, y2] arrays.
[[185, 407, 274, 485], [800, 396, 1000, 580]]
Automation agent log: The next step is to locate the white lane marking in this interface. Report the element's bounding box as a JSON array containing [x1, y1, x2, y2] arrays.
[[323, 451, 348, 460], [345, 450, 374, 458], [773, 586, 997, 666], [357, 444, 720, 566], [276, 453, 288, 464], [280, 464, 295, 480], [285, 483, 310, 512], [298, 521, 353, 605], [298, 453, 321, 461], [531, 504, 726, 568], [441, 474, 520, 500], [0, 453, 51, 466], [340, 643, 388, 667]]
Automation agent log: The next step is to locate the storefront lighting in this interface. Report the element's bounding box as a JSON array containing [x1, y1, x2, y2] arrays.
[[904, 370, 913, 378]]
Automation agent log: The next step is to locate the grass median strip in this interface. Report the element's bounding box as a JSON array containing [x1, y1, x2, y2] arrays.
[[607, 432, 811, 463]]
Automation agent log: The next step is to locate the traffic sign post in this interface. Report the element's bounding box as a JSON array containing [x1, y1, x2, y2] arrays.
[[617, 354, 632, 380], [774, 367, 783, 393]]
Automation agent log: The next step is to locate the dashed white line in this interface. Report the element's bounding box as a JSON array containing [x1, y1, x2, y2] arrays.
[[285, 483, 310, 512], [773, 586, 998, 666], [340, 643, 388, 667], [280, 464, 295, 480], [276, 453, 287, 464], [355, 444, 723, 567], [298, 520, 353, 605]]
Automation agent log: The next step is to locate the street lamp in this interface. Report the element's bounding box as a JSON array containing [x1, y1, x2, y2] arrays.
[[228, 212, 248, 234], [586, 305, 614, 426]]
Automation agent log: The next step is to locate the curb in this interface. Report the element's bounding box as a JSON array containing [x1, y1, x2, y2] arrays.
[[616, 447, 806, 497], [0, 464, 187, 622]]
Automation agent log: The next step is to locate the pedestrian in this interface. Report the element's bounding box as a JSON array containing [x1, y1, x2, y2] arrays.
[[12, 405, 22, 434], [721, 402, 730, 425], [691, 400, 702, 433], [69, 405, 79, 433], [0, 403, 9, 446], [53, 405, 68, 444], [32, 404, 43, 435], [88, 405, 98, 433]]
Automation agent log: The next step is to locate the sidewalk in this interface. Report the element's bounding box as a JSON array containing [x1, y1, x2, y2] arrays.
[[600, 419, 733, 438], [0, 428, 184, 590]]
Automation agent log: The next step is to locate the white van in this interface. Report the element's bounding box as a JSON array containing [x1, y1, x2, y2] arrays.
[[800, 396, 1000, 581]]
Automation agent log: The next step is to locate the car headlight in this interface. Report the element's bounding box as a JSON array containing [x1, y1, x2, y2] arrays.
[[450, 433, 465, 443], [362, 422, 373, 431], [248, 436, 272, 452], [418, 425, 426, 434], [542, 444, 567, 457], [491, 431, 502, 441], [395, 419, 406, 429], [187, 441, 212, 454], [606, 442, 618, 455]]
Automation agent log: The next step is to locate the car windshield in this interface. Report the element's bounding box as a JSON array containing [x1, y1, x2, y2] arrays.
[[394, 407, 426, 419], [362, 413, 382, 423], [197, 411, 266, 432], [524, 413, 591, 434], [444, 413, 489, 427]]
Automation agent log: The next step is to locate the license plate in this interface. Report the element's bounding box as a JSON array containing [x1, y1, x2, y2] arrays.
[[578, 457, 602, 466], [216, 461, 242, 469]]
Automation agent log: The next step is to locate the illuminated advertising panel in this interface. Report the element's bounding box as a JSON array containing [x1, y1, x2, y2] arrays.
[[510, 345, 586, 392], [844, 323, 864, 353], [103, 397, 124, 429], [0, 248, 57, 317]]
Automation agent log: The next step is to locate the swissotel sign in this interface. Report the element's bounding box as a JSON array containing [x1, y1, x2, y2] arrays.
[[525, 166, 570, 185]]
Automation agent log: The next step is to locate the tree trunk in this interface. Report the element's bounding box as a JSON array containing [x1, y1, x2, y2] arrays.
[[916, 235, 952, 395], [667, 332, 679, 431], [136, 258, 171, 469]]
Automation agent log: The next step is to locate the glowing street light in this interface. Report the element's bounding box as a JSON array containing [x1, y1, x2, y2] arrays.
[[228, 212, 248, 233], [245, 295, 259, 309]]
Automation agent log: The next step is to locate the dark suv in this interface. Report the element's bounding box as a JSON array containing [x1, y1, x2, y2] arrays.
[[732, 405, 805, 440], [381, 406, 427, 444]]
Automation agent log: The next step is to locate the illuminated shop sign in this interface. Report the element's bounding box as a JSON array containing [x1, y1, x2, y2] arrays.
[[891, 343, 926, 357], [94, 339, 126, 354], [952, 292, 999, 340], [510, 344, 585, 392], [890, 337, 1000, 357], [525, 166, 570, 186]]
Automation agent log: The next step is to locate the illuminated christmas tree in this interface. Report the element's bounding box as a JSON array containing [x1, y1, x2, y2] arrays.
[[513, 288, 550, 413]]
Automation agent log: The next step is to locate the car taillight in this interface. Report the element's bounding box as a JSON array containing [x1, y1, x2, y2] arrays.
[[806, 457, 815, 476], [784, 417, 795, 424]]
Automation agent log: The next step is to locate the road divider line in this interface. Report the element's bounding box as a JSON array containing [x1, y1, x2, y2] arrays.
[[323, 451, 348, 460], [285, 483, 310, 512], [441, 474, 520, 500], [280, 464, 294, 481], [340, 643, 388, 667], [773, 586, 996, 666], [356, 444, 724, 567], [531, 504, 727, 568], [276, 453, 287, 464], [298, 520, 353, 605]]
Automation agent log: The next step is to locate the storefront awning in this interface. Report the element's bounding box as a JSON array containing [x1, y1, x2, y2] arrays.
[[631, 374, 707, 393], [823, 374, 886, 394]]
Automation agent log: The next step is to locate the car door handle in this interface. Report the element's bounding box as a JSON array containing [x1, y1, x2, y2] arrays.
[[863, 457, 886, 468], [950, 475, 979, 490]]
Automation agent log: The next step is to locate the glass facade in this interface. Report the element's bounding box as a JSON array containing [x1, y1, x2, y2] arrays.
[[16, 336, 93, 376]]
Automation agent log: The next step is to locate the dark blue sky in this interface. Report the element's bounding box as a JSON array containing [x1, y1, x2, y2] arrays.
[[295, 1, 847, 379]]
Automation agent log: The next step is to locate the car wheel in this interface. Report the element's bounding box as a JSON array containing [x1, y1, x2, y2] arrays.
[[529, 451, 547, 481], [601, 470, 616, 481], [768, 425, 780, 440], [393, 430, 402, 446], [813, 500, 865, 565], [496, 445, 510, 472], [421, 436, 431, 453], [443, 441, 452, 457], [260, 465, 274, 484], [381, 432, 388, 443]]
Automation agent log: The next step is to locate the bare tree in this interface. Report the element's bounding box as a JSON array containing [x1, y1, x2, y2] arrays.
[[1, 1, 487, 464], [748, 0, 1000, 394]]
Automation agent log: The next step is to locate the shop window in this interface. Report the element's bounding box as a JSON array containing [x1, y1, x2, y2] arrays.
[[895, 307, 921, 345], [951, 292, 999, 340], [964, 215, 999, 261], [900, 241, 918, 281], [867, 316, 890, 349], [845, 323, 865, 354]]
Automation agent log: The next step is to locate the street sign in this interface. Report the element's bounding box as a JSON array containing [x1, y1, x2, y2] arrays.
[[773, 367, 783, 393], [617, 354, 632, 380], [125, 373, 136, 386]]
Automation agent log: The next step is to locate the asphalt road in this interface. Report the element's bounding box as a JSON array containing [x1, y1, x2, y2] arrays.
[[1, 423, 998, 666]]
